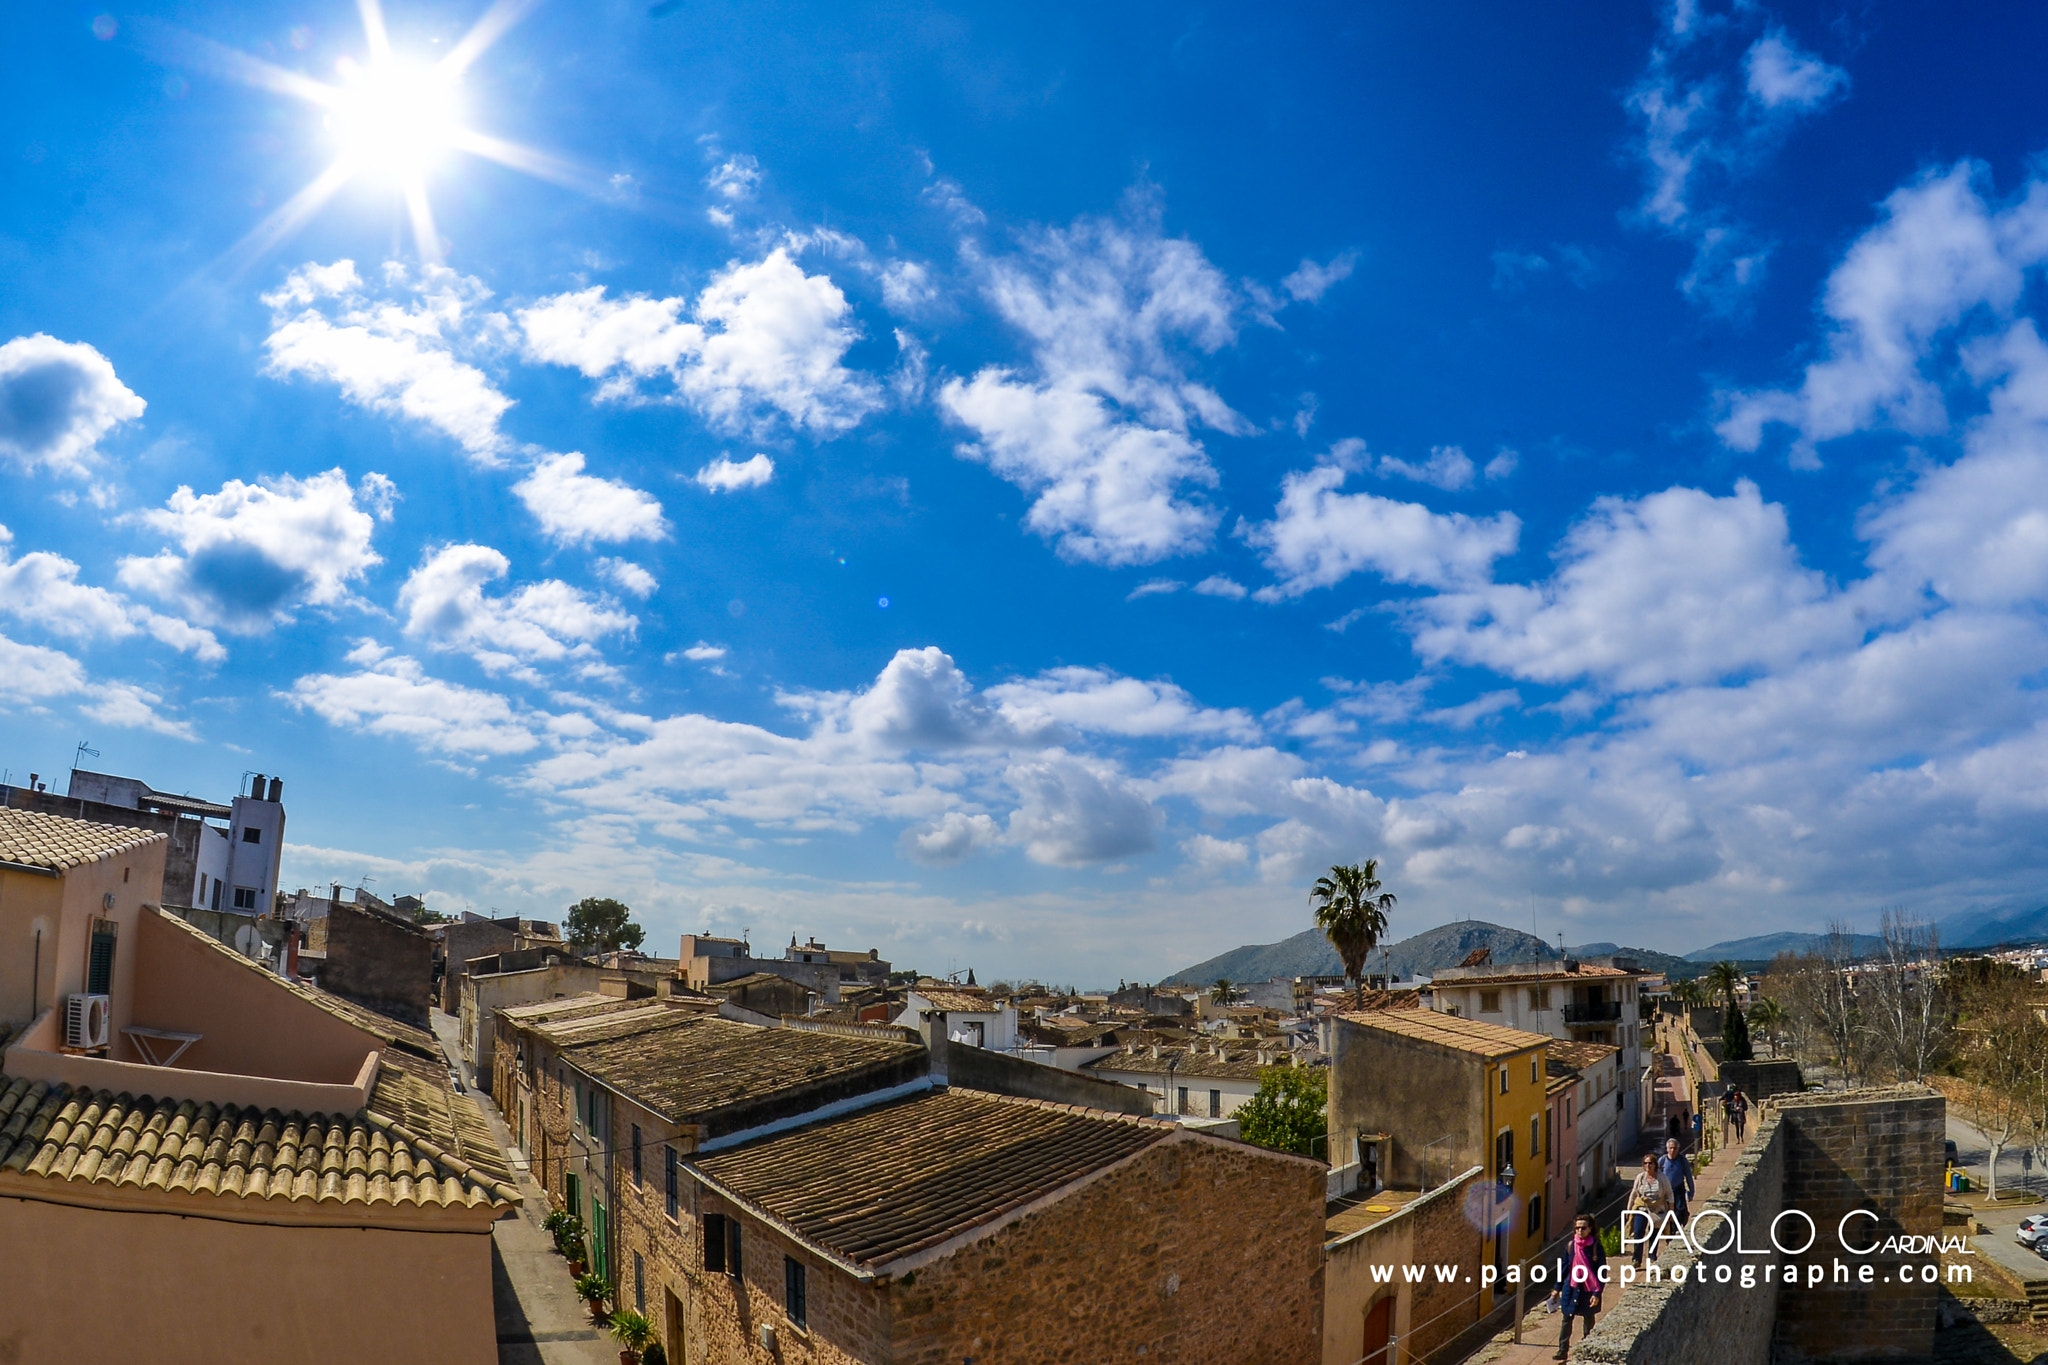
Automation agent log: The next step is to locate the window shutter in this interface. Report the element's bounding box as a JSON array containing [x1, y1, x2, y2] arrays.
[[703, 1213, 727, 1273]]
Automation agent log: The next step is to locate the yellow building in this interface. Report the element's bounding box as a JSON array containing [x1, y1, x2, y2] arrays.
[[1328, 1010, 1551, 1298]]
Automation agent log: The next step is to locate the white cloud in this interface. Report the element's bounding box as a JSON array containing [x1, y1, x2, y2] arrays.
[[1412, 481, 1862, 692], [693, 453, 775, 492], [1182, 833, 1250, 875], [1743, 30, 1848, 110], [1719, 162, 2048, 463], [285, 648, 560, 756], [1377, 443, 1475, 491], [518, 248, 882, 435], [1003, 752, 1159, 867], [939, 208, 1242, 565], [0, 334, 145, 475], [880, 260, 937, 313], [0, 629, 86, 704], [986, 666, 1259, 741], [119, 469, 391, 631], [399, 544, 636, 670], [594, 558, 658, 598], [900, 810, 1001, 866], [1624, 10, 1847, 313], [1244, 458, 1519, 598], [1280, 250, 1358, 303], [1484, 449, 1519, 481], [0, 531, 223, 662], [513, 452, 668, 547], [1126, 578, 1183, 600], [681, 642, 728, 662], [706, 154, 762, 201], [262, 260, 513, 464], [1192, 575, 1247, 600], [0, 627, 194, 739]]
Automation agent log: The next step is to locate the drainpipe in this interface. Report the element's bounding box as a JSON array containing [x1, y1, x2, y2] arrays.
[[30, 928, 40, 1020]]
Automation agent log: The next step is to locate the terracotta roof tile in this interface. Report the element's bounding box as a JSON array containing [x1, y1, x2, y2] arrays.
[[562, 1015, 926, 1135], [1545, 1040, 1620, 1071], [1085, 1046, 1272, 1081], [1339, 1010, 1550, 1057], [0, 1073, 515, 1212], [908, 988, 1001, 1013], [691, 1088, 1174, 1268], [0, 806, 164, 873]]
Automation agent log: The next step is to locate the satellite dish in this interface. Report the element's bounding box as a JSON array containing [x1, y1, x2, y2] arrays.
[[234, 924, 262, 959]]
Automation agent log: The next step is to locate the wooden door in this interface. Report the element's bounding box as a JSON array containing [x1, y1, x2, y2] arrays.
[[1362, 1295, 1394, 1365]]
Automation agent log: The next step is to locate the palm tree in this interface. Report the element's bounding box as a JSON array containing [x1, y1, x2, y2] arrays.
[[1311, 861, 1397, 1008], [1211, 978, 1234, 1006], [1703, 961, 1744, 1011], [1748, 995, 1787, 1059]]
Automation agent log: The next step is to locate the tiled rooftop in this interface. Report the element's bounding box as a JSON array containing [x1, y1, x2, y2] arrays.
[[535, 1004, 693, 1048], [0, 806, 165, 872], [908, 987, 1001, 1013], [1432, 963, 1633, 985], [498, 994, 650, 1027], [1339, 1009, 1550, 1057], [563, 1015, 926, 1134], [1086, 1045, 1270, 1081], [0, 1073, 516, 1211], [369, 1048, 518, 1191], [691, 1088, 1174, 1269], [1547, 1039, 1621, 1071]]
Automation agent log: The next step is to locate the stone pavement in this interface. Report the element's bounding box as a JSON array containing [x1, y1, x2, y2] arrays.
[[428, 1010, 616, 1365]]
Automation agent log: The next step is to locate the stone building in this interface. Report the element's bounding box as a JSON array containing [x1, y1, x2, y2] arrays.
[[439, 911, 563, 1013], [1426, 956, 1648, 1149], [494, 998, 1326, 1363], [458, 951, 601, 1089], [1322, 1167, 1487, 1365], [309, 893, 436, 1028], [680, 932, 890, 1001], [1326, 1010, 1550, 1300]]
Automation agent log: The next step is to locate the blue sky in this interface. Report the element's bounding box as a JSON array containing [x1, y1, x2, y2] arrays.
[[6, 0, 2048, 984]]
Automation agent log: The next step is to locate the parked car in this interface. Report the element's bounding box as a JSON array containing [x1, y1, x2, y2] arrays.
[[2017, 1214, 2048, 1249], [1945, 1139, 1959, 1167]]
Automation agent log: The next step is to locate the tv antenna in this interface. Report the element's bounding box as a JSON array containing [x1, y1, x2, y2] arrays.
[[72, 740, 99, 776]]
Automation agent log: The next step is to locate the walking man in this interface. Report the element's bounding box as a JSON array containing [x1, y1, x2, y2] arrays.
[[1624, 1152, 1672, 1269], [1730, 1086, 1749, 1142], [1546, 1214, 1607, 1361], [1660, 1137, 1695, 1230], [1720, 1087, 1737, 1144]]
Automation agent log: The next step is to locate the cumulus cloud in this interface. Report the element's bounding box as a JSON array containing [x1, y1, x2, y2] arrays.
[[1243, 457, 1519, 598], [0, 625, 195, 739], [706, 154, 762, 201], [511, 452, 668, 547], [1126, 578, 1183, 600], [1004, 753, 1159, 866], [681, 642, 728, 662], [694, 453, 775, 491], [1376, 443, 1476, 491], [118, 469, 392, 631], [1719, 162, 2048, 464], [399, 544, 636, 672], [285, 646, 564, 756], [594, 558, 658, 598], [262, 261, 513, 463], [880, 260, 937, 313], [518, 248, 883, 435], [0, 334, 145, 475], [0, 528, 222, 661], [1192, 575, 1248, 599], [1624, 8, 1848, 312], [986, 666, 1259, 741], [938, 207, 1242, 565], [900, 810, 1002, 866], [1412, 481, 1863, 691]]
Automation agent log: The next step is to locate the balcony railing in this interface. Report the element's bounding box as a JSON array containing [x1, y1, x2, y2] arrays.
[[1563, 1001, 1622, 1025]]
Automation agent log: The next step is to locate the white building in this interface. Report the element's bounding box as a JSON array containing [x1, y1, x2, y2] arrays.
[[892, 983, 1017, 1050], [66, 769, 286, 914], [1549, 1040, 1622, 1206], [1426, 956, 1648, 1149], [1082, 1039, 1276, 1119]]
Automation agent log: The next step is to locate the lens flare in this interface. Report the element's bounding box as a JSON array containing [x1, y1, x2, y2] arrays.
[[327, 57, 463, 180]]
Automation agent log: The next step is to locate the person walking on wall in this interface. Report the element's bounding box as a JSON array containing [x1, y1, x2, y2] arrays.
[[1720, 1087, 1737, 1145], [1624, 1153, 1672, 1269], [1730, 1086, 1749, 1142], [1546, 1214, 1608, 1361], [1690, 1108, 1704, 1152], [1660, 1137, 1696, 1229]]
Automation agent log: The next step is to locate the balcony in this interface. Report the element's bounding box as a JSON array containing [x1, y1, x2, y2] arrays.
[[1563, 1000, 1622, 1026]]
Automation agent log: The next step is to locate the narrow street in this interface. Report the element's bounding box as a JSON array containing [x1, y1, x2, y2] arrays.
[[428, 1010, 617, 1365]]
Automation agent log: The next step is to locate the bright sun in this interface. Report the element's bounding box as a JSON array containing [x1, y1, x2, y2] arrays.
[[327, 56, 465, 180], [197, 0, 576, 267]]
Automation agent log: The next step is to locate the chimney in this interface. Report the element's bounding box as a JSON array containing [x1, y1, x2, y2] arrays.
[[267, 776, 283, 803], [331, 882, 342, 901], [251, 773, 266, 799]]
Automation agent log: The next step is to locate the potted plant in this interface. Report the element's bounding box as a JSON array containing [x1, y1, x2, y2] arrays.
[[559, 1229, 588, 1276], [575, 1272, 612, 1321], [542, 1209, 575, 1240], [609, 1308, 654, 1363], [641, 1346, 667, 1365]]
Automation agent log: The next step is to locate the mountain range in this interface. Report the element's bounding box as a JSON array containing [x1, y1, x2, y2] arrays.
[[1164, 904, 2048, 986]]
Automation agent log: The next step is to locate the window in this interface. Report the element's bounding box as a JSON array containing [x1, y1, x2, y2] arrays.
[[211, 880, 222, 912], [1479, 990, 1500, 1013], [232, 887, 258, 910], [632, 1124, 643, 1186], [1528, 986, 1551, 1011], [784, 1256, 807, 1328], [729, 1220, 743, 1279], [665, 1147, 679, 1220], [1531, 1113, 1541, 1156], [1498, 1066, 1509, 1094], [1209, 1089, 1222, 1117], [1531, 1058, 1539, 1085], [241, 826, 262, 844], [87, 921, 117, 996], [703, 1213, 727, 1273], [634, 1251, 645, 1314], [1176, 1086, 1188, 1114], [1527, 1194, 1543, 1236]]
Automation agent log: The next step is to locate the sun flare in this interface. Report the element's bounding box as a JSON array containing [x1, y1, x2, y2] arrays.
[[327, 55, 464, 180]]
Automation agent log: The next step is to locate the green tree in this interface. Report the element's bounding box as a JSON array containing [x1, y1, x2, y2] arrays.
[[1310, 861, 1397, 1008], [1705, 960, 1752, 1061], [1747, 996, 1787, 1059], [565, 897, 645, 955], [1211, 978, 1234, 1006], [1236, 1065, 1329, 1158]]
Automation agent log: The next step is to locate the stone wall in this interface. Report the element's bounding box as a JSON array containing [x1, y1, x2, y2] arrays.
[[1573, 1085, 1943, 1365], [318, 898, 434, 1028], [1719, 1059, 1805, 1102], [1322, 1168, 1487, 1365], [927, 1033, 1156, 1115]]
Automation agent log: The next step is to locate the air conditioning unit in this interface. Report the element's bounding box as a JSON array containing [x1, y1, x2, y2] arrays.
[[64, 993, 111, 1050]]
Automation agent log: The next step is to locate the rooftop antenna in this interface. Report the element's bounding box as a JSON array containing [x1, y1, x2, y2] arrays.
[[72, 740, 99, 778]]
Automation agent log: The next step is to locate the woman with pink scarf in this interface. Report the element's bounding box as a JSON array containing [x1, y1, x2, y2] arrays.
[[1544, 1214, 1607, 1360]]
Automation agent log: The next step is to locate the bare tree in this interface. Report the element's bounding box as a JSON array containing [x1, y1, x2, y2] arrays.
[[1950, 977, 2048, 1202], [1865, 908, 1949, 1081]]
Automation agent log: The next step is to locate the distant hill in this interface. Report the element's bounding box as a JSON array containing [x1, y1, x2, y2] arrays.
[[1564, 942, 1692, 978], [1163, 919, 1679, 986], [1683, 931, 1886, 963], [1938, 904, 2048, 949]]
